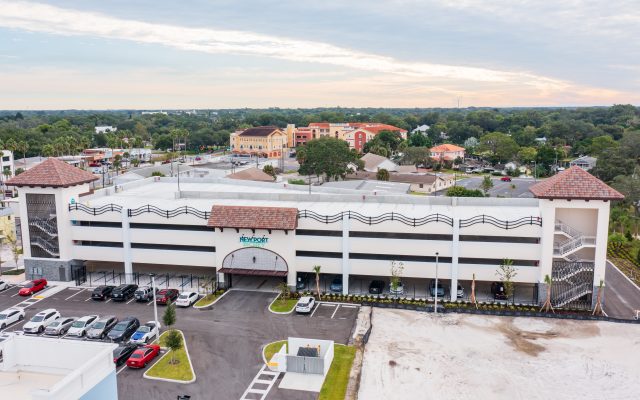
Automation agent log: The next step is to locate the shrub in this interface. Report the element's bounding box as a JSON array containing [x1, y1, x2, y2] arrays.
[[288, 178, 306, 185]]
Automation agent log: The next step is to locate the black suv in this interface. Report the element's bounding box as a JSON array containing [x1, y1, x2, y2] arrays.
[[491, 281, 508, 300], [91, 285, 115, 301], [107, 317, 140, 342], [110, 284, 138, 301], [113, 343, 138, 366], [369, 280, 385, 295]]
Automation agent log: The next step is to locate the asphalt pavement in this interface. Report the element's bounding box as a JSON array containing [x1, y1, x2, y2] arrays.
[[604, 261, 640, 319], [455, 176, 536, 198]]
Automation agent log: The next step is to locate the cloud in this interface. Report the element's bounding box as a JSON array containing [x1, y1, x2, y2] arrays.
[[0, 0, 566, 89]]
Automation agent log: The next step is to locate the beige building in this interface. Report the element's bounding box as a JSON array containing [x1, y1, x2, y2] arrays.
[[230, 126, 288, 158]]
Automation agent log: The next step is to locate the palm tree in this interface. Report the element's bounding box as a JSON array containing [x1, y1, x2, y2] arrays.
[[5, 139, 17, 161], [540, 274, 554, 313], [42, 144, 55, 157], [17, 141, 29, 168], [113, 155, 122, 176], [312, 265, 322, 300]]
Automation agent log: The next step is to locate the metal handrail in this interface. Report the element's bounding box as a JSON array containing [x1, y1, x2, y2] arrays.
[[553, 282, 592, 307], [69, 203, 123, 215], [459, 215, 542, 229], [552, 262, 594, 283], [554, 236, 596, 256], [554, 220, 582, 239], [30, 237, 60, 257], [128, 205, 210, 220], [29, 219, 58, 237], [297, 210, 454, 227]]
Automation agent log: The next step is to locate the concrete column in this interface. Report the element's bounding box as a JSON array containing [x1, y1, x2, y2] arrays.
[[450, 218, 460, 301], [592, 202, 610, 288], [342, 213, 350, 295], [121, 209, 133, 283]]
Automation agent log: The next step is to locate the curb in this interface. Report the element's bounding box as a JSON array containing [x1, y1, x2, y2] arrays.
[[193, 290, 230, 310], [144, 329, 196, 384], [268, 295, 295, 315], [261, 340, 286, 370]]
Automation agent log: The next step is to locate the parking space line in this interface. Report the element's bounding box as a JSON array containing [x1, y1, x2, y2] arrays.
[[105, 299, 111, 304], [146, 300, 154, 306], [11, 292, 20, 297], [330, 304, 340, 319], [116, 365, 128, 375], [340, 304, 357, 308], [126, 297, 136, 305], [310, 303, 321, 318], [84, 297, 92, 302], [65, 289, 86, 301]]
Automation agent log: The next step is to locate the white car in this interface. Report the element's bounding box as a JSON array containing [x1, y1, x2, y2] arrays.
[[0, 280, 8, 291], [176, 292, 199, 307], [67, 315, 99, 338], [295, 296, 316, 314], [129, 321, 160, 344], [23, 309, 60, 334], [0, 308, 25, 330]]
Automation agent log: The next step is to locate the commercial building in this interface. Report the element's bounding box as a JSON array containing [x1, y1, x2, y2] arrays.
[[6, 160, 622, 308], [0, 333, 117, 399], [230, 126, 288, 158], [0, 150, 15, 179], [294, 123, 407, 152]]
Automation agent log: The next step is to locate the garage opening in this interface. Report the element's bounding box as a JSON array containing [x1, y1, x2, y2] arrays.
[[219, 247, 287, 291]]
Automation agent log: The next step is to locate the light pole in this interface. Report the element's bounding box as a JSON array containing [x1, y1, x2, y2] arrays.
[[434, 252, 439, 315], [150, 274, 159, 326]]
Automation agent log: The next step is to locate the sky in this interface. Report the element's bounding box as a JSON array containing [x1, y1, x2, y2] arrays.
[[0, 0, 638, 109]]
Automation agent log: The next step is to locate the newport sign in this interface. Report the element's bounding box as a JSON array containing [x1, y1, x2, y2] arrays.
[[239, 234, 269, 248]]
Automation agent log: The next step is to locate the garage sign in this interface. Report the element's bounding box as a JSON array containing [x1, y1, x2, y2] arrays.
[[239, 234, 269, 248]]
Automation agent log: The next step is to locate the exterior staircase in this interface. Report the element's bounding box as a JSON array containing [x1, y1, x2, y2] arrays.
[[553, 220, 596, 260], [29, 218, 59, 238], [553, 282, 593, 308], [30, 237, 60, 257]]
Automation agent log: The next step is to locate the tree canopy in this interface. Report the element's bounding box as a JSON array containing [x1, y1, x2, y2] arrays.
[[297, 137, 357, 181]]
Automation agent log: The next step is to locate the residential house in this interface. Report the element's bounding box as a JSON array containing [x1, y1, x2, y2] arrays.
[[227, 167, 276, 182], [360, 153, 398, 172], [430, 144, 465, 162], [411, 124, 430, 134], [570, 156, 597, 171], [94, 125, 117, 134], [347, 170, 455, 194]]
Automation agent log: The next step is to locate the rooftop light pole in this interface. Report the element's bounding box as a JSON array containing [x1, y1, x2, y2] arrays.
[[434, 252, 439, 315]]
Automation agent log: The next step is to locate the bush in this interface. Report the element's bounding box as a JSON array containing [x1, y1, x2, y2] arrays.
[[491, 171, 503, 176], [3, 269, 25, 275], [288, 178, 306, 185]]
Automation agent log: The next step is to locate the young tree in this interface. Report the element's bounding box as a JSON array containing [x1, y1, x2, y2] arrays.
[[312, 265, 322, 300], [496, 259, 517, 303], [540, 274, 554, 313], [163, 302, 176, 329], [390, 261, 404, 296], [481, 176, 493, 196], [263, 164, 276, 178], [165, 329, 183, 365], [7, 234, 21, 271], [470, 273, 477, 308], [592, 279, 604, 316], [376, 168, 390, 181], [276, 281, 290, 304]]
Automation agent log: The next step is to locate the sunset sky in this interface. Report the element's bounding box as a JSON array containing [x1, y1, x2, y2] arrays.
[[0, 0, 638, 109]]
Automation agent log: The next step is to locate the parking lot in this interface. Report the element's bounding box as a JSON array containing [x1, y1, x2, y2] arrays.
[[456, 176, 536, 198], [0, 286, 357, 400]]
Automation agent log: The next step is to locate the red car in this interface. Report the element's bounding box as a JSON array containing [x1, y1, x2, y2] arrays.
[[500, 176, 512, 182], [155, 289, 179, 305], [126, 344, 161, 368], [19, 279, 47, 296]]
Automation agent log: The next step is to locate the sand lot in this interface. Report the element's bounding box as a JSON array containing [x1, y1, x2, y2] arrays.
[[358, 309, 640, 400]]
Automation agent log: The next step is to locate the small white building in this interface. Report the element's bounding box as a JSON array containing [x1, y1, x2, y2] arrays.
[[570, 156, 597, 171], [94, 126, 117, 134], [360, 153, 398, 172], [0, 150, 14, 179], [412, 124, 430, 134], [0, 333, 117, 400]]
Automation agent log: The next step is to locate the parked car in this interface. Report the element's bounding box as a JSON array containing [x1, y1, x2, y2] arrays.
[[176, 292, 198, 307], [107, 317, 140, 343], [296, 273, 309, 291], [18, 279, 47, 296], [155, 289, 179, 305], [134, 286, 155, 302], [429, 280, 445, 297], [110, 284, 138, 302], [44, 317, 77, 336], [126, 344, 161, 368], [23, 309, 60, 334], [113, 343, 139, 367], [0, 308, 25, 330], [295, 296, 316, 314], [389, 281, 404, 296], [329, 276, 343, 293], [86, 316, 118, 340], [91, 285, 115, 301], [491, 281, 508, 300], [369, 280, 386, 295], [0, 280, 8, 291], [66, 315, 99, 337], [456, 284, 464, 299], [500, 176, 512, 182], [130, 321, 160, 344]]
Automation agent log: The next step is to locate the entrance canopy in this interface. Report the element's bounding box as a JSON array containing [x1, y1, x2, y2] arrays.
[[221, 247, 288, 277], [207, 205, 298, 231]]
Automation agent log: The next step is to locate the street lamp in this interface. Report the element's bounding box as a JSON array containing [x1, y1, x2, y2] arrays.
[[434, 252, 439, 315], [150, 274, 159, 327]]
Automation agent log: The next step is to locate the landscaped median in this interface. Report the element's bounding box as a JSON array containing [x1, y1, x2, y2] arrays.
[[193, 289, 227, 309], [268, 296, 297, 314], [145, 330, 196, 384], [262, 340, 356, 400]]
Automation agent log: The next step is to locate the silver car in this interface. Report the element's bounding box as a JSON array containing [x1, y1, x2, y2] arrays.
[[44, 317, 77, 336], [86, 316, 118, 340]]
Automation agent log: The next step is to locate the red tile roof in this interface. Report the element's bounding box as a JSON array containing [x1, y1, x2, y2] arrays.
[[430, 144, 465, 153], [349, 123, 407, 134], [529, 166, 624, 200], [6, 158, 98, 188], [207, 205, 298, 230]]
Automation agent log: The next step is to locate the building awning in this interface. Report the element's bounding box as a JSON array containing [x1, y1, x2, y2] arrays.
[[218, 267, 287, 277], [207, 205, 298, 231]]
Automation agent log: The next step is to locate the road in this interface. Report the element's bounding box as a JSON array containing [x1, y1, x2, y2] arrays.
[[604, 261, 640, 319]]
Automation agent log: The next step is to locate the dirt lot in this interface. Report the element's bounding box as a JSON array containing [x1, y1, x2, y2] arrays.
[[359, 309, 640, 400]]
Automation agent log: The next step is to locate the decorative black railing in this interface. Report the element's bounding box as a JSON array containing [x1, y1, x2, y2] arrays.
[[459, 215, 542, 230], [128, 205, 211, 220], [298, 210, 454, 227], [69, 203, 123, 215]]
